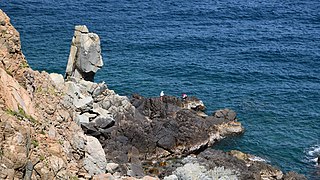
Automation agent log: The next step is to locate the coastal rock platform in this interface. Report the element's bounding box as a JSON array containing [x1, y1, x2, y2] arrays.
[[0, 9, 306, 180]]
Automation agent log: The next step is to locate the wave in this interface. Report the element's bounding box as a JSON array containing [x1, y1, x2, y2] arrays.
[[305, 144, 320, 166], [248, 156, 268, 163]]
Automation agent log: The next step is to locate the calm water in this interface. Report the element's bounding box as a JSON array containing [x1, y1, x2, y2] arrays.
[[1, 0, 320, 178]]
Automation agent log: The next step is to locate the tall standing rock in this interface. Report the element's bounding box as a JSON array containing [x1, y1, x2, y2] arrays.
[[65, 25, 103, 81]]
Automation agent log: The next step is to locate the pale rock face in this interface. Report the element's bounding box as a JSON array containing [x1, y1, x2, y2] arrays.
[[65, 25, 103, 81], [84, 135, 107, 175], [0, 68, 35, 116], [49, 73, 64, 90]]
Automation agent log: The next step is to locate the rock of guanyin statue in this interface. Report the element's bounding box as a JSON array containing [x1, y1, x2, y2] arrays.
[[65, 25, 103, 81]]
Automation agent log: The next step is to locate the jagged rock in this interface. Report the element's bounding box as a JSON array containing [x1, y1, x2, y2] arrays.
[[92, 82, 108, 97], [65, 25, 103, 81], [182, 97, 206, 112], [65, 81, 83, 98], [84, 136, 107, 175], [213, 108, 237, 121], [81, 123, 101, 137], [92, 115, 115, 129], [106, 162, 119, 174], [0, 9, 307, 179], [93, 103, 111, 117], [48, 156, 66, 178], [73, 96, 93, 111], [74, 113, 90, 125], [0, 9, 29, 82]]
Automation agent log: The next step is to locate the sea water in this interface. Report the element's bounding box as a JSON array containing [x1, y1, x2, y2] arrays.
[[1, 0, 319, 178]]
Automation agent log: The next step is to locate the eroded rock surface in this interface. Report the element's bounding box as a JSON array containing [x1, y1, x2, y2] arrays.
[[0, 10, 307, 180], [65, 25, 103, 81]]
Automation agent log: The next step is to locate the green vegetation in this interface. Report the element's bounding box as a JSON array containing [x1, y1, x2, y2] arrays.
[[39, 154, 45, 161], [70, 176, 79, 180], [31, 139, 39, 148], [58, 139, 64, 145], [35, 86, 59, 96], [5, 68, 13, 77], [5, 107, 37, 124], [40, 129, 46, 135], [19, 61, 29, 68]]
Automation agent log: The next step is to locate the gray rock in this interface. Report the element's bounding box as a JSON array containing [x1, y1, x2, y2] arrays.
[[128, 163, 145, 177], [71, 132, 86, 152], [92, 82, 108, 97], [64, 81, 83, 99], [65, 25, 103, 81], [49, 73, 64, 90], [92, 116, 115, 129], [84, 136, 107, 175], [81, 123, 101, 136], [78, 79, 96, 94], [73, 96, 93, 111], [48, 125, 56, 139], [75, 25, 89, 33], [92, 103, 111, 118], [166, 163, 238, 180], [74, 113, 90, 125], [101, 99, 111, 110], [163, 175, 178, 180], [106, 163, 119, 174], [82, 112, 97, 120]]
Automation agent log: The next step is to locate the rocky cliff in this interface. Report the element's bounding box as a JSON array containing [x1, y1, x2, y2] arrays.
[[0, 9, 306, 180]]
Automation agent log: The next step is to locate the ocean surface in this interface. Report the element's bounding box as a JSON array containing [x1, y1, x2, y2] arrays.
[[1, 0, 320, 179]]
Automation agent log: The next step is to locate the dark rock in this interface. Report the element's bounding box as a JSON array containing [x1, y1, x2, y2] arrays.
[[0, 20, 6, 26], [283, 171, 307, 180], [213, 108, 237, 121], [81, 123, 101, 136], [93, 116, 115, 129]]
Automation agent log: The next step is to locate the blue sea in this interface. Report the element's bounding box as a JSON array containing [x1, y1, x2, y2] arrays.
[[1, 0, 320, 179]]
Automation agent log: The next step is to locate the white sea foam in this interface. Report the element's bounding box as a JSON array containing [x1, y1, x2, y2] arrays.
[[249, 156, 268, 162], [311, 157, 318, 163], [305, 144, 320, 166], [307, 145, 320, 157]]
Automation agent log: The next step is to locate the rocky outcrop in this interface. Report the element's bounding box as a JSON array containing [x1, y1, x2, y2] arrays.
[[65, 25, 103, 81], [160, 149, 306, 180], [0, 9, 28, 84], [0, 10, 107, 179], [0, 9, 307, 180]]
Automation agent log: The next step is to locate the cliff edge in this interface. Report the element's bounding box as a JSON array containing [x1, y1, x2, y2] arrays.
[[0, 9, 306, 180]]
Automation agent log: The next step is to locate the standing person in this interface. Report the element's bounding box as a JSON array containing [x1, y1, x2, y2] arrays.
[[182, 93, 188, 101], [160, 91, 164, 101]]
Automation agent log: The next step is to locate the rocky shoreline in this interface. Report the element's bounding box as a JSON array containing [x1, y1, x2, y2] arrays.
[[0, 9, 306, 179]]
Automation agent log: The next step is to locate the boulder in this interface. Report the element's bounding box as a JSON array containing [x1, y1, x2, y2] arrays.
[[106, 162, 119, 174], [49, 73, 64, 90], [92, 116, 115, 129], [74, 113, 90, 125], [84, 135, 107, 175], [65, 25, 103, 81], [73, 96, 93, 111]]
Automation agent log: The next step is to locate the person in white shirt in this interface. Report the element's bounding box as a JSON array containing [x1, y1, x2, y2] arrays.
[[160, 91, 164, 101]]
